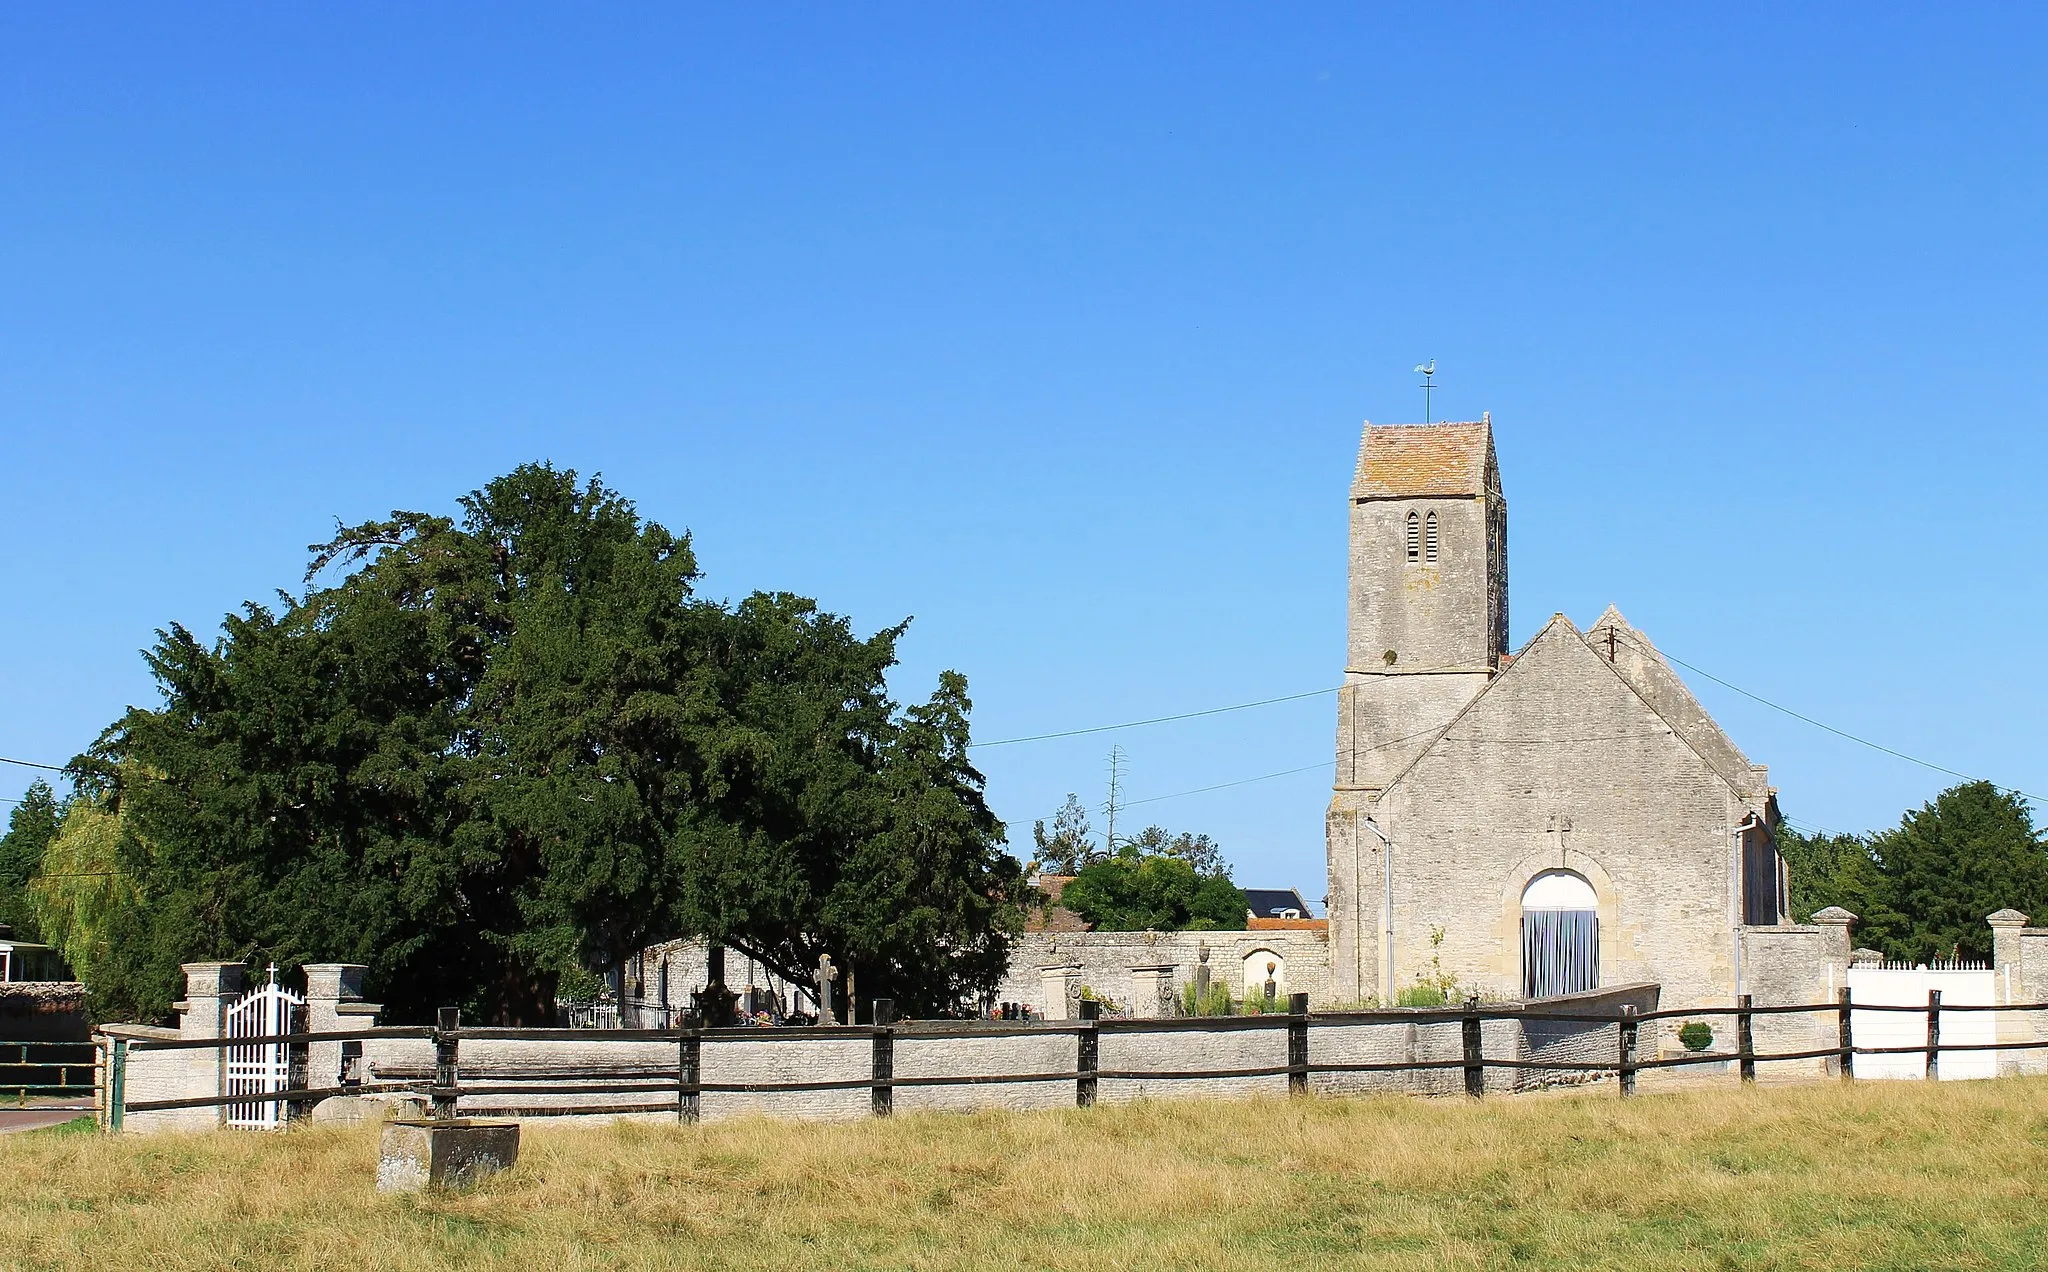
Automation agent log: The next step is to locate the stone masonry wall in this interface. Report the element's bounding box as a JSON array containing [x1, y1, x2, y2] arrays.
[[1740, 920, 1852, 1075], [100, 982, 1708, 1133], [998, 930, 1335, 1016], [1359, 619, 1755, 1011]]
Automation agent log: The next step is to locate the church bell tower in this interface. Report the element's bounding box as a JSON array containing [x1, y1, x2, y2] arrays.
[[1326, 417, 1506, 1001], [1333, 417, 1507, 793]]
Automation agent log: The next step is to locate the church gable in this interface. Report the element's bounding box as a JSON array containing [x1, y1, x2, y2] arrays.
[[1582, 606, 1767, 801], [1379, 612, 1748, 805]]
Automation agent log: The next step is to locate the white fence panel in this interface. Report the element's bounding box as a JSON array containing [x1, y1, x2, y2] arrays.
[[1843, 964, 2002, 1080]]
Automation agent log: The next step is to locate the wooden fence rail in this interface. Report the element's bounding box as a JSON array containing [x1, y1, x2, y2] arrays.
[[99, 988, 2048, 1130]]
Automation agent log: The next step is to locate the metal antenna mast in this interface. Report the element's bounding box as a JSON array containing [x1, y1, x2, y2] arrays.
[[1415, 360, 1437, 423], [1102, 746, 1128, 855]]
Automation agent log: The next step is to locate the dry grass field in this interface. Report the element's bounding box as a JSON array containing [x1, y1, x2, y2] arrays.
[[5, 1079, 2047, 1271]]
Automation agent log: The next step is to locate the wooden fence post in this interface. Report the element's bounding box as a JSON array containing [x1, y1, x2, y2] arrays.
[[1617, 1005, 1638, 1098], [871, 999, 896, 1117], [1461, 996, 1484, 1098], [1926, 988, 1941, 1082], [1837, 987, 1854, 1080], [1736, 995, 1755, 1084], [1076, 998, 1099, 1108], [678, 1011, 702, 1125], [1287, 993, 1310, 1095], [432, 1006, 460, 1120]]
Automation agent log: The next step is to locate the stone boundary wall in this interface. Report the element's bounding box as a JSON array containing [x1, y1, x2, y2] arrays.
[[1738, 909, 1854, 1076], [107, 986, 1662, 1132], [0, 982, 90, 1043], [100, 909, 2048, 1133], [998, 930, 1335, 1018]]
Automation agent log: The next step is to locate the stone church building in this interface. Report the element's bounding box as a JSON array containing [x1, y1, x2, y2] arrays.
[[1325, 417, 1788, 1010], [633, 415, 1838, 1024]]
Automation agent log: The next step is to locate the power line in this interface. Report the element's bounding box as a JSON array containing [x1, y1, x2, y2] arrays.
[[0, 756, 68, 774], [968, 687, 1335, 749], [1779, 814, 1851, 840], [1126, 759, 1334, 807], [5, 644, 2035, 813], [1124, 723, 1452, 808], [1646, 642, 2043, 806]]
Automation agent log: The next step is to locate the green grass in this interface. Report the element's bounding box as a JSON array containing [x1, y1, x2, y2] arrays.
[[4, 1079, 2047, 1269], [21, 1116, 96, 1138]]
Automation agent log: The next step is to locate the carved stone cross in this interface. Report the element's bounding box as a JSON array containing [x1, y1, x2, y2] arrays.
[[1546, 812, 1574, 866], [815, 953, 839, 1025]]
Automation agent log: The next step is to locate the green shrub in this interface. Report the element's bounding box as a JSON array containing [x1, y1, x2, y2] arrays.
[[1180, 980, 1234, 1017], [1395, 985, 1449, 1007], [1240, 988, 1279, 1015], [1678, 1020, 1714, 1052]]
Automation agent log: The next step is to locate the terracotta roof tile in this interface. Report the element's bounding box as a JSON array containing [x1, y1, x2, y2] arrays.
[[1246, 917, 1329, 933], [1353, 421, 1495, 499]]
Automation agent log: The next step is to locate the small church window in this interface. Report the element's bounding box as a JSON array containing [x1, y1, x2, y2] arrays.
[[1406, 511, 1420, 561], [1424, 512, 1439, 563]]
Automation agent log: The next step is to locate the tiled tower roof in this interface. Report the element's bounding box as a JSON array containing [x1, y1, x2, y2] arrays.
[[1352, 420, 1497, 499]]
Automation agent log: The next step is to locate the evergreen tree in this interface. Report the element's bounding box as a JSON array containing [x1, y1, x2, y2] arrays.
[[0, 779, 62, 940], [80, 463, 1023, 1024], [1777, 782, 2047, 963], [1124, 824, 1230, 877], [1775, 821, 1885, 924], [1029, 793, 1097, 874], [1863, 782, 2048, 963]]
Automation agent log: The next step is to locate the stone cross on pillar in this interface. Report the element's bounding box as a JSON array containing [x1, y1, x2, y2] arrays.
[[815, 953, 838, 1025]]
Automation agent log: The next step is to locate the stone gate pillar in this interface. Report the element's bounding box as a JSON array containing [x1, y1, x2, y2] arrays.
[[1810, 907, 1857, 986], [1809, 909, 1857, 1076], [1988, 910, 2028, 997], [174, 962, 246, 1126], [1987, 910, 2032, 1076], [304, 963, 381, 1091]]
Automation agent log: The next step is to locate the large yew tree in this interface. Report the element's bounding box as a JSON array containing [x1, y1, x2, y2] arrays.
[[80, 464, 1023, 1024]]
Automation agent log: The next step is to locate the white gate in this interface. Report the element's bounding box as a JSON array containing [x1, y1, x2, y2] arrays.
[[225, 964, 305, 1128], [1842, 960, 2004, 1080]]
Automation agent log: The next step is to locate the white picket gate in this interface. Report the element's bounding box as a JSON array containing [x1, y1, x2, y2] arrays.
[[225, 964, 305, 1128]]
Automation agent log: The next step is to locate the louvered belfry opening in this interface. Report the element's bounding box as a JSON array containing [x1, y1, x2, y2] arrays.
[[1405, 510, 1420, 560], [1521, 871, 1599, 999], [1424, 511, 1439, 562]]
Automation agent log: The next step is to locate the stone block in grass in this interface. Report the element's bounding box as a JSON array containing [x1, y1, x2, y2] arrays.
[[376, 1119, 520, 1193]]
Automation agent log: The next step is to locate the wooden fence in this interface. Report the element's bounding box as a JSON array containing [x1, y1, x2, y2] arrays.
[[99, 988, 2048, 1131]]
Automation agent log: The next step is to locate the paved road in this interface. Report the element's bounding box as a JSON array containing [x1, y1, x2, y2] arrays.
[[0, 1105, 93, 1134]]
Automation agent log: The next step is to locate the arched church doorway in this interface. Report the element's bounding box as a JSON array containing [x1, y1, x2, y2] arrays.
[[1521, 870, 1598, 999]]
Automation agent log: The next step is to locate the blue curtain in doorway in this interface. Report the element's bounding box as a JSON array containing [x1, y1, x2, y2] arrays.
[[1522, 908, 1599, 999]]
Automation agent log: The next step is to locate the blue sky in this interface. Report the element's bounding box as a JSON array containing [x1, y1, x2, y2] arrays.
[[3, 7, 2045, 906]]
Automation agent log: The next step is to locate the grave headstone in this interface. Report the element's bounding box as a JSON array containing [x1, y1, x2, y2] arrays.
[[815, 953, 838, 1025]]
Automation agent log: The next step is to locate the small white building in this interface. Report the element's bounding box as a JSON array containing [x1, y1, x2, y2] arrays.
[[0, 923, 71, 982]]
